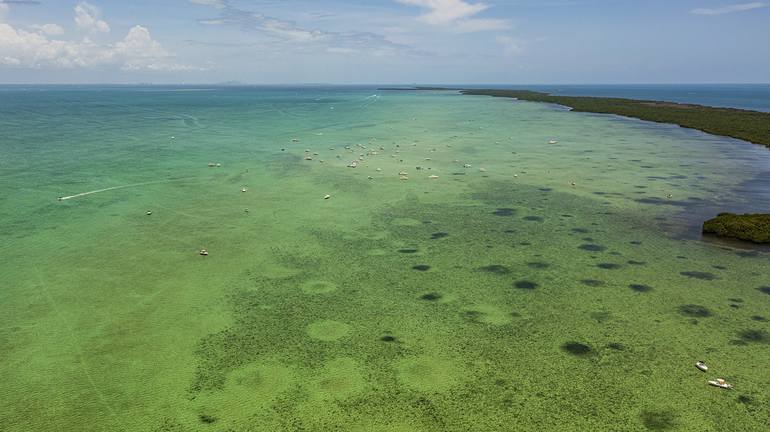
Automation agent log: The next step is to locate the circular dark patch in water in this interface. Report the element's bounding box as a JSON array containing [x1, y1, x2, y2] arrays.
[[629, 284, 653, 293], [412, 264, 431, 271], [607, 342, 626, 351], [527, 261, 550, 269], [751, 315, 767, 322], [737, 329, 769, 343], [478, 265, 511, 275], [199, 414, 217, 424], [430, 232, 449, 239], [513, 280, 538, 290], [758, 286, 770, 295], [380, 335, 397, 342], [561, 342, 592, 356], [640, 409, 678, 431], [678, 304, 712, 317], [581, 279, 605, 287], [398, 248, 419, 254], [680, 271, 717, 280], [420, 292, 442, 301], [493, 208, 516, 216], [462, 310, 482, 322], [524, 216, 544, 222], [628, 260, 647, 266], [579, 244, 606, 252], [597, 263, 621, 270]]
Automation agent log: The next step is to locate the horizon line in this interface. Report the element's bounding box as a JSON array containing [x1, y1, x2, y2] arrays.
[[1, 82, 770, 86]]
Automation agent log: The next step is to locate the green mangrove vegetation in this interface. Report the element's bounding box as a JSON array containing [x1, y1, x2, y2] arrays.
[[703, 213, 770, 243], [457, 89, 770, 149]]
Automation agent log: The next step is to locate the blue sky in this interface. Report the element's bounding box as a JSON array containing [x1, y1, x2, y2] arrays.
[[0, 0, 768, 83]]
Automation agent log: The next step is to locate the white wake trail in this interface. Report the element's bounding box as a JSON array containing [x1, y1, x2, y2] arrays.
[[57, 178, 192, 201]]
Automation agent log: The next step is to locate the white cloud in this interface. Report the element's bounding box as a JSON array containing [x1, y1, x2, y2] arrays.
[[31, 23, 65, 36], [326, 46, 355, 54], [189, 0, 227, 8], [261, 18, 326, 42], [194, 3, 420, 56], [496, 35, 521, 56], [397, 0, 508, 32], [0, 22, 198, 71], [199, 19, 225, 25], [74, 2, 110, 33], [454, 18, 508, 33], [691, 2, 765, 15], [397, 0, 489, 25]]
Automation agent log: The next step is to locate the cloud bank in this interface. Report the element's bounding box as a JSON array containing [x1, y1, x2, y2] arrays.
[[691, 2, 765, 15], [0, 2, 198, 71], [397, 0, 509, 32]]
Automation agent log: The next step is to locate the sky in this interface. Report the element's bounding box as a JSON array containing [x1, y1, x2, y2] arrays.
[[0, 0, 768, 84]]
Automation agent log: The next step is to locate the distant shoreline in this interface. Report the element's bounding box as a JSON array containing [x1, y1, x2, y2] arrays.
[[379, 87, 770, 150]]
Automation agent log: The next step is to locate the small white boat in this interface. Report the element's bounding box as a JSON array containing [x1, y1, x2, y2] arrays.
[[548, 140, 558, 144], [708, 378, 732, 389], [428, 175, 439, 179], [323, 194, 331, 200], [241, 187, 247, 193], [146, 211, 153, 216], [695, 361, 708, 372], [199, 249, 209, 256]]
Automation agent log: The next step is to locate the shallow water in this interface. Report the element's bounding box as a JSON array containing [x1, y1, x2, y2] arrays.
[[1, 86, 769, 431]]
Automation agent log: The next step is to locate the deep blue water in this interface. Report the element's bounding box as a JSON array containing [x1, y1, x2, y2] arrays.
[[488, 84, 770, 112]]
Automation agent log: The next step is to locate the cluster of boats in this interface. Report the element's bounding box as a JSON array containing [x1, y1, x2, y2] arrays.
[[695, 361, 733, 389]]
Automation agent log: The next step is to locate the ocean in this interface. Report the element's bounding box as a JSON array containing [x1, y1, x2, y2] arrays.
[[1, 85, 769, 431]]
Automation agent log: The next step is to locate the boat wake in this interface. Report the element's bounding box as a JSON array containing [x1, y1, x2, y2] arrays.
[[57, 178, 192, 201]]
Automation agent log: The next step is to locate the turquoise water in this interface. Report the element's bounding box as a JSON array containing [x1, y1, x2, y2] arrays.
[[1, 86, 769, 431]]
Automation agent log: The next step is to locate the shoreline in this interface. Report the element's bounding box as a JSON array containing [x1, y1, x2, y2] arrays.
[[380, 87, 770, 150], [380, 86, 770, 245]]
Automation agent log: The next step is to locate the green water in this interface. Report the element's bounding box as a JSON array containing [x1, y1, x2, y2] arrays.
[[1, 86, 769, 431]]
